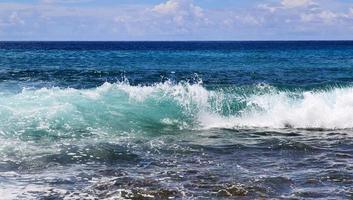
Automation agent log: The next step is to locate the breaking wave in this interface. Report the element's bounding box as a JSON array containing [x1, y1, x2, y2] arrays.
[[1, 79, 353, 139]]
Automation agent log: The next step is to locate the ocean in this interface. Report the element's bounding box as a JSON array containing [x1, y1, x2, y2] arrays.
[[1, 41, 353, 199]]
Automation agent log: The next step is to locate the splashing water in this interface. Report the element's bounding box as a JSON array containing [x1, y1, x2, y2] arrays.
[[1, 80, 353, 141], [2, 41, 353, 199]]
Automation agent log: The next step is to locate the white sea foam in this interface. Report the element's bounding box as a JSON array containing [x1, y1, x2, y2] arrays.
[[199, 86, 353, 129], [1, 81, 353, 132], [105, 81, 353, 129]]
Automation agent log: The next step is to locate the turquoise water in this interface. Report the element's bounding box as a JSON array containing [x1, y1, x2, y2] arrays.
[[1, 41, 353, 199]]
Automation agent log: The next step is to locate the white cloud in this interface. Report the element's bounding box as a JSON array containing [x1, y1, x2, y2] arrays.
[[300, 9, 352, 24], [317, 10, 337, 22], [258, 4, 278, 13], [151, 0, 205, 27], [153, 0, 179, 14], [9, 12, 25, 25], [281, 0, 313, 8], [0, 0, 352, 40], [152, 0, 203, 16]]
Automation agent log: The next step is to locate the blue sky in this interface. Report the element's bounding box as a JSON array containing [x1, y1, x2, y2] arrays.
[[0, 0, 352, 40]]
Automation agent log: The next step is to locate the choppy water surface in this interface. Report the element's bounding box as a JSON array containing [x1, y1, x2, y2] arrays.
[[1, 41, 353, 199]]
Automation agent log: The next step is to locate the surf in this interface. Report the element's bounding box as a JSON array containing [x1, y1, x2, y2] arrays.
[[1, 79, 353, 140]]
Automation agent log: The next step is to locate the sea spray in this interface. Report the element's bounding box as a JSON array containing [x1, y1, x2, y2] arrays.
[[1, 80, 353, 138], [2, 41, 353, 199]]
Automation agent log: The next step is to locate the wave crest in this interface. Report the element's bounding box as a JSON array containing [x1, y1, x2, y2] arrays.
[[1, 81, 353, 138]]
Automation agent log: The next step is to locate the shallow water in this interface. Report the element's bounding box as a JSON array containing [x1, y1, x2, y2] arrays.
[[1, 41, 353, 199]]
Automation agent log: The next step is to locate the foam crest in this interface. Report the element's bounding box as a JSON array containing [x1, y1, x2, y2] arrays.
[[200, 86, 353, 129], [0, 80, 211, 138], [1, 80, 353, 138], [114, 80, 211, 115]]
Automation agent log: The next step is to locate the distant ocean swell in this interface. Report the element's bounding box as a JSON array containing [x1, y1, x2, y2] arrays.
[[1, 79, 353, 140]]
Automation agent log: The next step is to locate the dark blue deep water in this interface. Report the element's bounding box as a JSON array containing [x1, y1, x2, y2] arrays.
[[1, 41, 353, 199]]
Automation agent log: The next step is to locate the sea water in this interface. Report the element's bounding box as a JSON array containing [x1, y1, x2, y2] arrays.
[[1, 41, 353, 199]]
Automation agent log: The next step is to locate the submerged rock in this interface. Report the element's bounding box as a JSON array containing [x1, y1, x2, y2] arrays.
[[217, 184, 248, 197], [120, 188, 180, 200]]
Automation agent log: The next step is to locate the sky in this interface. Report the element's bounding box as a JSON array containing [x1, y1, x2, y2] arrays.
[[0, 0, 352, 40]]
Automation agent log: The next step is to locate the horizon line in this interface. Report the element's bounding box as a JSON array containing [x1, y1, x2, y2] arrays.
[[1, 40, 353, 42]]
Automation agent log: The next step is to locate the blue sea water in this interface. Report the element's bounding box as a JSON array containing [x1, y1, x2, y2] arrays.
[[1, 41, 353, 199]]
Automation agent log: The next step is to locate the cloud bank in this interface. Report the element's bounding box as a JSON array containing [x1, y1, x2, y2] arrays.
[[0, 0, 352, 40]]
